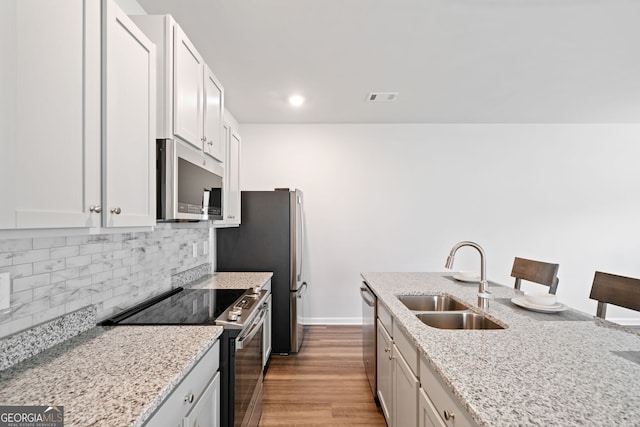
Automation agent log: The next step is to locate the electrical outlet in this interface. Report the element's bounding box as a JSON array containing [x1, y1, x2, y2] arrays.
[[0, 272, 10, 311], [192, 243, 198, 258], [203, 240, 209, 255]]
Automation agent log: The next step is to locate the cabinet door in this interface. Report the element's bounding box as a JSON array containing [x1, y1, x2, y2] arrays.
[[102, 0, 156, 227], [377, 320, 393, 425], [225, 129, 241, 224], [184, 371, 220, 427], [394, 345, 419, 427], [4, 0, 101, 229], [419, 388, 447, 427], [173, 25, 204, 150], [203, 67, 224, 161]]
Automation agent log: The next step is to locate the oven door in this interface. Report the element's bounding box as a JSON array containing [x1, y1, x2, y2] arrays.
[[235, 307, 265, 427]]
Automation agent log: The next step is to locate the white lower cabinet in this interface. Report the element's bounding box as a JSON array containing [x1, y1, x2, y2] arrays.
[[376, 303, 476, 427], [144, 340, 220, 427], [376, 313, 418, 427], [419, 388, 447, 427], [376, 319, 393, 422], [419, 355, 477, 427], [184, 371, 220, 427], [394, 340, 419, 427]]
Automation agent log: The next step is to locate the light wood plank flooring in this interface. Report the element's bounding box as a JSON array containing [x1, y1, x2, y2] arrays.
[[259, 325, 387, 426]]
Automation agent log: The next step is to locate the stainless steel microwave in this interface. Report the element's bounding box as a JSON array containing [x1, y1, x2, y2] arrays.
[[156, 139, 223, 221]]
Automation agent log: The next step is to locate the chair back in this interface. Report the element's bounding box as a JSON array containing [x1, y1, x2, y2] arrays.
[[511, 257, 560, 294], [589, 271, 640, 319]]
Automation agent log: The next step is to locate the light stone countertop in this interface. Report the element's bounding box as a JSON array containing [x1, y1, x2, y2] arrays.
[[0, 325, 223, 426], [185, 272, 273, 290], [0, 272, 273, 426], [361, 272, 640, 427]]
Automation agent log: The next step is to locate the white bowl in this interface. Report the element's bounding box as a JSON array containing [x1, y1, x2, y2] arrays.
[[457, 270, 479, 280], [525, 292, 557, 306]]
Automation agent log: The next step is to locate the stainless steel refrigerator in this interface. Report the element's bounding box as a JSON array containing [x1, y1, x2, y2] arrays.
[[216, 189, 308, 354]]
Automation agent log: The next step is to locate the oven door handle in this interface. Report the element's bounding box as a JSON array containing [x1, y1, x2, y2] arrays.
[[236, 307, 267, 350]]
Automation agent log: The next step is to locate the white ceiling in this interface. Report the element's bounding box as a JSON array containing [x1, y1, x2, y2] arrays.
[[135, 0, 640, 124]]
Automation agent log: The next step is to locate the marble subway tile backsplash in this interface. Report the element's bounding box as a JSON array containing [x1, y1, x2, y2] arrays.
[[0, 223, 212, 339]]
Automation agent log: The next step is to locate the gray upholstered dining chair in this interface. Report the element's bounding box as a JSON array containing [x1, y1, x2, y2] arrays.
[[589, 271, 640, 319], [510, 257, 560, 295]]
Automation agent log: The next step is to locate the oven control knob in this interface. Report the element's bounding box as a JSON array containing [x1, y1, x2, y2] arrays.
[[228, 307, 241, 321], [252, 286, 262, 294]]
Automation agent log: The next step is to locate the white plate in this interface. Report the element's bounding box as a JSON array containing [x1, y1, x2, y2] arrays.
[[453, 274, 479, 282], [511, 296, 567, 313]]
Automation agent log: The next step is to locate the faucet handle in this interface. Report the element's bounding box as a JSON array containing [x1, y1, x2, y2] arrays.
[[477, 290, 494, 300]]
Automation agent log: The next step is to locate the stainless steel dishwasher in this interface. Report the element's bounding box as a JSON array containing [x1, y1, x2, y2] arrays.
[[360, 282, 377, 401]]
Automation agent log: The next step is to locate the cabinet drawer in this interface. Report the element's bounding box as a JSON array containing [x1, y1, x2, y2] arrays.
[[144, 340, 220, 426], [419, 355, 477, 427], [377, 301, 393, 336], [393, 323, 418, 377]]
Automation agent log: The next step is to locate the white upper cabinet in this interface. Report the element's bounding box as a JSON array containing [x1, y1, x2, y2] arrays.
[[1, 0, 155, 230], [225, 128, 241, 224], [131, 15, 225, 163], [1, 0, 101, 229], [203, 67, 225, 162], [102, 0, 156, 227], [173, 25, 204, 151], [214, 111, 241, 227]]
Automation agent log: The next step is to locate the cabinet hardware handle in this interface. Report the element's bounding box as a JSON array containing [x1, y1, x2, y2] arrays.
[[444, 410, 455, 421], [208, 140, 213, 146], [110, 207, 122, 215], [89, 205, 102, 213], [384, 347, 390, 353], [184, 393, 195, 403], [389, 355, 395, 360]]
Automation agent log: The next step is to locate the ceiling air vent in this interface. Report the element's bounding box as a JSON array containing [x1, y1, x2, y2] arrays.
[[367, 92, 398, 102]]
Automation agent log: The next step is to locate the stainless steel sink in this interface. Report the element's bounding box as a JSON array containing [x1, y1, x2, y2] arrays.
[[416, 312, 505, 330], [397, 295, 468, 312]]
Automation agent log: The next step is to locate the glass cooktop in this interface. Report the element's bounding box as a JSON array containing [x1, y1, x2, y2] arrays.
[[110, 288, 246, 325]]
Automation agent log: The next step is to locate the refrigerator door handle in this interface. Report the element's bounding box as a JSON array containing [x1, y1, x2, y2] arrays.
[[297, 194, 305, 283], [298, 282, 308, 298]]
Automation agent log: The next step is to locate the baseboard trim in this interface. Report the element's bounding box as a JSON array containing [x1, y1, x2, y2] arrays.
[[303, 317, 363, 325]]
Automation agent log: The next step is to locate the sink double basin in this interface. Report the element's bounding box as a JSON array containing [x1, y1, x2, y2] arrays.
[[397, 294, 504, 330]]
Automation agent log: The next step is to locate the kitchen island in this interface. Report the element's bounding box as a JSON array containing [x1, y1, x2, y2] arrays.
[[362, 272, 640, 426]]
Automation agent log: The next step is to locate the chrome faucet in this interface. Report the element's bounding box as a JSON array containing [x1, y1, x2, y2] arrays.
[[445, 241, 493, 310]]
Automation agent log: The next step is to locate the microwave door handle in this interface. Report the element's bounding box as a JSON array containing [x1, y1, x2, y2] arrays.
[[236, 308, 267, 350]]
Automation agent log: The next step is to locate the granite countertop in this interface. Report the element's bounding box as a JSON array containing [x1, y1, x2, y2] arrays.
[[0, 271, 273, 426], [185, 272, 273, 290], [362, 272, 640, 427], [0, 325, 223, 426]]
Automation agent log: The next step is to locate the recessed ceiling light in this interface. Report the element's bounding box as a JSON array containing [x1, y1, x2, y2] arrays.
[[288, 95, 305, 107]]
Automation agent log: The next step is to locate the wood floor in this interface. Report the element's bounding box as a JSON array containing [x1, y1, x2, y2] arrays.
[[259, 325, 387, 427]]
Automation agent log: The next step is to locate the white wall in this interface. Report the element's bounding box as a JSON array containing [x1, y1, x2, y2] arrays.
[[240, 124, 640, 324]]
